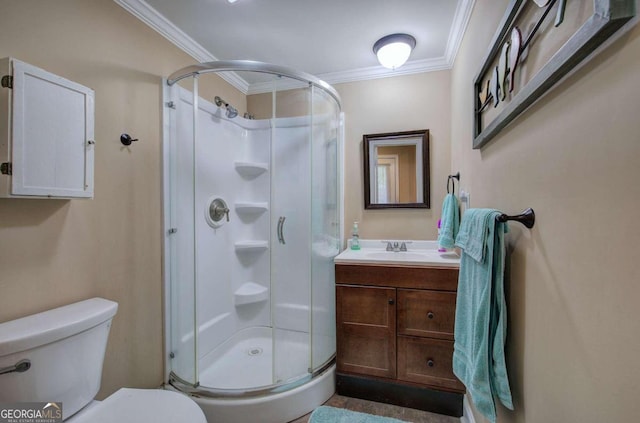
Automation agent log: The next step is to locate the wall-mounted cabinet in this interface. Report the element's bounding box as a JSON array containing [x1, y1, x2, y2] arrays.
[[0, 57, 95, 199]]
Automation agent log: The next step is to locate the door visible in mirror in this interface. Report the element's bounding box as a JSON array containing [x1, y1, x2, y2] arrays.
[[363, 130, 429, 209]]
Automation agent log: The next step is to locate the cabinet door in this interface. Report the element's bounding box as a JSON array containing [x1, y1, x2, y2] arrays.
[[11, 59, 94, 197], [336, 285, 396, 378]]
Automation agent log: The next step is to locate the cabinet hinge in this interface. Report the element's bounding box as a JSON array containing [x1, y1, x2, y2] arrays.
[[166, 101, 176, 109], [1, 75, 13, 89], [1, 162, 12, 175]]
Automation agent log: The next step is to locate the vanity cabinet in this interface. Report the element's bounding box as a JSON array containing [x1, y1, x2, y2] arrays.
[[335, 263, 464, 416]]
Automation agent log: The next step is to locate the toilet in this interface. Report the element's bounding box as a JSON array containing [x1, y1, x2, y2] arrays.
[[0, 298, 206, 422]]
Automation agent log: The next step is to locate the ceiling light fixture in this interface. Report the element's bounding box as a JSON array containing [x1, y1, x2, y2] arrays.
[[373, 33, 416, 70]]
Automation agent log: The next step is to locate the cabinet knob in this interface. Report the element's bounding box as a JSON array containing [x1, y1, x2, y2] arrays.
[[388, 298, 395, 305], [427, 359, 434, 367], [427, 312, 434, 319]]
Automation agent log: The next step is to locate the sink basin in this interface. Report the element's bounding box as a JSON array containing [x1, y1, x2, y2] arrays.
[[334, 240, 460, 268]]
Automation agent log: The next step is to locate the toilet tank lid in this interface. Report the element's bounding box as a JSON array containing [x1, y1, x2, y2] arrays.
[[0, 298, 118, 357]]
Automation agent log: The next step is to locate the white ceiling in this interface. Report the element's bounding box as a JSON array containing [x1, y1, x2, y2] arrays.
[[115, 0, 475, 93]]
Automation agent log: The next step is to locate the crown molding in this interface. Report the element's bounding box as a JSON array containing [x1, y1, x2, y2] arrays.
[[445, 0, 477, 66], [245, 56, 451, 95], [318, 57, 451, 86], [113, 0, 249, 94], [115, 0, 476, 93]]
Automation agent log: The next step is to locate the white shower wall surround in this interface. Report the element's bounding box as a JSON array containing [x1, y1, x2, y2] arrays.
[[165, 79, 340, 416], [174, 87, 273, 367]]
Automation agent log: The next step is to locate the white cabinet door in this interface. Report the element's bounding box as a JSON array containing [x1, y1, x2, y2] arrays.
[[2, 58, 94, 198]]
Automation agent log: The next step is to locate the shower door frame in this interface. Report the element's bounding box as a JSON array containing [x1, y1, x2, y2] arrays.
[[161, 63, 344, 397]]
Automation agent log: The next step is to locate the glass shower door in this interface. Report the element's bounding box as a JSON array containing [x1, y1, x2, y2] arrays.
[[270, 80, 313, 384], [166, 82, 198, 386], [310, 87, 340, 371]]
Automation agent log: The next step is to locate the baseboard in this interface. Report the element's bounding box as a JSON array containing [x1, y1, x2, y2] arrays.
[[336, 373, 463, 418], [460, 394, 477, 423]]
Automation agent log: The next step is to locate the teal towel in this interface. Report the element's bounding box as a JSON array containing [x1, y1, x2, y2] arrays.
[[309, 406, 409, 423], [438, 193, 460, 249], [453, 209, 513, 423]]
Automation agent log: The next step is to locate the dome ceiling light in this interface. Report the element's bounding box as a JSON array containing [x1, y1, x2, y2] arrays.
[[373, 33, 417, 70]]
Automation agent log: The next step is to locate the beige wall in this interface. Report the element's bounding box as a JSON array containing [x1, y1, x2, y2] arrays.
[[0, 0, 244, 398], [452, 1, 640, 421], [335, 71, 451, 241], [247, 88, 311, 119]]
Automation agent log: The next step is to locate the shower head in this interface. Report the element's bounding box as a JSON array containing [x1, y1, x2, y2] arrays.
[[214, 95, 238, 118], [226, 106, 238, 119]]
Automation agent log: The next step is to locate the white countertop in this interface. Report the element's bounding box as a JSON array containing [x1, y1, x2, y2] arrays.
[[334, 240, 460, 268]]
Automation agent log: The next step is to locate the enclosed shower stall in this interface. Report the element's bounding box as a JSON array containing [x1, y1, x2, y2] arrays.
[[162, 61, 342, 422]]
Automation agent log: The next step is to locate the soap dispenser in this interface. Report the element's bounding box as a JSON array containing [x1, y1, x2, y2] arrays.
[[350, 221, 361, 250]]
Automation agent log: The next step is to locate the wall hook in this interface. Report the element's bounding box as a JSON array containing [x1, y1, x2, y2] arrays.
[[120, 134, 139, 146]]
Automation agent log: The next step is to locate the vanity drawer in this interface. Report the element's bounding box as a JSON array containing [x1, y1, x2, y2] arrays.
[[397, 336, 464, 392], [397, 289, 456, 340], [335, 264, 458, 291]]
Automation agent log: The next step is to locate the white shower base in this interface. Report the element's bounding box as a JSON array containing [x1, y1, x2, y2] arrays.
[[169, 326, 335, 423], [199, 326, 311, 389], [187, 364, 334, 423]]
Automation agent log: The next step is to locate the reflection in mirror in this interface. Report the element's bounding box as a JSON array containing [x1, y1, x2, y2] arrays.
[[363, 130, 429, 209]]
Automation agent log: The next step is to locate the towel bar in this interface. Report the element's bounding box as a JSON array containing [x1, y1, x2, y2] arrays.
[[496, 208, 535, 228]]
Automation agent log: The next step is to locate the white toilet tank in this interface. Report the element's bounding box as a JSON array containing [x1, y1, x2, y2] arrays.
[[0, 298, 118, 420]]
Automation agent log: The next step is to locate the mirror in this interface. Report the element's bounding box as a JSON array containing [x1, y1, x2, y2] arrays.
[[363, 129, 430, 209]]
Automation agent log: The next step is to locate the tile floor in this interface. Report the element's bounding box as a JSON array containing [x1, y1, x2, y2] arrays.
[[289, 394, 460, 423]]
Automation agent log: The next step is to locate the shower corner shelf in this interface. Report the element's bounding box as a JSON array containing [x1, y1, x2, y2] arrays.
[[234, 282, 269, 306], [235, 202, 269, 214], [234, 161, 268, 177], [234, 240, 269, 252]]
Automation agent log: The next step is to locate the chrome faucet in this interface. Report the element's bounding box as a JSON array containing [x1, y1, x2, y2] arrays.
[[400, 241, 412, 251], [382, 240, 412, 252], [384, 241, 400, 252]]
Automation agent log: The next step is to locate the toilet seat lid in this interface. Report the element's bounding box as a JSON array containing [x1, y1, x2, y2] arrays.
[[69, 388, 206, 423]]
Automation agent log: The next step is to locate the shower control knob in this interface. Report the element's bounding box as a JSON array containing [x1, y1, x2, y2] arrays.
[[209, 198, 230, 223]]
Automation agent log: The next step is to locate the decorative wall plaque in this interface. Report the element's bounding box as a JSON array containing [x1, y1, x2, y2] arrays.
[[473, 0, 636, 149]]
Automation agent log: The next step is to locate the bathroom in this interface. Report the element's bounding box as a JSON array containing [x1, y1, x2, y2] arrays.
[[1, 0, 639, 422]]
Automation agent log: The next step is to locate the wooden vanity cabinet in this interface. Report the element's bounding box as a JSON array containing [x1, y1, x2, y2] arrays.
[[335, 264, 464, 417]]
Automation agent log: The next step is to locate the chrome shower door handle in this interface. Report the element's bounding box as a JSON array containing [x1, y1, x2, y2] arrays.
[[277, 217, 284, 244], [279, 216, 286, 245]]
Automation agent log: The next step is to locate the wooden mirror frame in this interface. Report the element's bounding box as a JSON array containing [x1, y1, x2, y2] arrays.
[[363, 129, 430, 209]]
